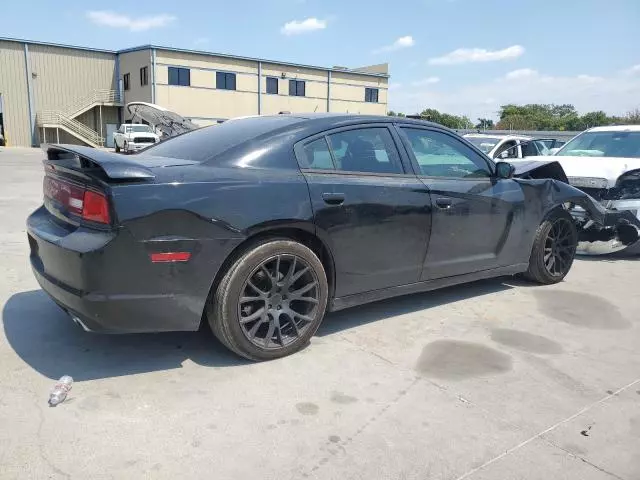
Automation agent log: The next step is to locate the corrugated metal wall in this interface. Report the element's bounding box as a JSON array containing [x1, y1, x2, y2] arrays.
[[29, 44, 116, 113], [0, 41, 30, 147]]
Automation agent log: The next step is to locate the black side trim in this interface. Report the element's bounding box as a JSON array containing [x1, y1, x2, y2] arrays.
[[329, 263, 528, 311]]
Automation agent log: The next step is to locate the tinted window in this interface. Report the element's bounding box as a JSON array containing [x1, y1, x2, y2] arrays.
[[402, 128, 491, 178], [266, 77, 279, 94], [123, 73, 130, 91], [142, 116, 304, 162], [140, 66, 148, 86], [327, 128, 403, 174], [365, 88, 379, 103], [216, 72, 236, 90], [289, 80, 305, 97], [301, 138, 334, 169], [168, 67, 190, 86]]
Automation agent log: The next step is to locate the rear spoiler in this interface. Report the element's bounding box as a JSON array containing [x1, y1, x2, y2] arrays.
[[43, 144, 155, 180]]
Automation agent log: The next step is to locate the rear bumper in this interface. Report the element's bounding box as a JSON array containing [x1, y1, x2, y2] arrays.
[[27, 205, 210, 333]]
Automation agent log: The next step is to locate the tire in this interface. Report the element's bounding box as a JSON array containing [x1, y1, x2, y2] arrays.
[[115, 143, 120, 153], [524, 208, 577, 284], [207, 239, 329, 361], [123, 142, 128, 154]]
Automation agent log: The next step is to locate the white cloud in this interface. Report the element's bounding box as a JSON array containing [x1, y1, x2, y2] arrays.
[[624, 64, 640, 75], [87, 11, 176, 31], [373, 35, 415, 54], [504, 68, 538, 80], [390, 69, 640, 121], [280, 17, 326, 35], [428, 45, 525, 65], [411, 76, 440, 87]]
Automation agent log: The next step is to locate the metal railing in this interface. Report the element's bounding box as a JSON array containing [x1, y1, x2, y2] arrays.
[[65, 89, 122, 119], [35, 89, 120, 146], [37, 111, 105, 147]]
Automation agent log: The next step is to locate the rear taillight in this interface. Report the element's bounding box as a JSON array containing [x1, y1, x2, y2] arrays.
[[44, 175, 111, 225], [82, 190, 111, 224]]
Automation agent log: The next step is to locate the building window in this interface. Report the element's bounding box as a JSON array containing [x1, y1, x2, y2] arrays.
[[266, 77, 279, 95], [168, 67, 190, 86], [216, 72, 236, 90], [123, 73, 130, 91], [289, 79, 305, 97], [365, 88, 379, 103], [140, 66, 149, 86]]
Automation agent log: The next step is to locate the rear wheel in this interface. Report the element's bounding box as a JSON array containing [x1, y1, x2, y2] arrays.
[[524, 208, 577, 284], [115, 143, 120, 153], [207, 239, 328, 361]]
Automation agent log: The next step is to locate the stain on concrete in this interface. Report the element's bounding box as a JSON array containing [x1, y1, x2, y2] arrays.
[[206, 423, 217, 430], [629, 416, 640, 437], [105, 391, 121, 399], [606, 390, 614, 395], [534, 290, 630, 329], [490, 328, 563, 354], [416, 340, 512, 380], [277, 419, 287, 425], [266, 424, 277, 430], [191, 439, 201, 447], [296, 402, 319, 415], [328, 435, 340, 443], [331, 392, 358, 404]]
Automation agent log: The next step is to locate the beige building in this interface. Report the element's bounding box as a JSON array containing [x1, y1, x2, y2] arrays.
[[0, 38, 389, 147]]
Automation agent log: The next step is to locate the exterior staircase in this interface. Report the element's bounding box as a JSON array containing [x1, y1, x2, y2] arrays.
[[36, 89, 122, 148]]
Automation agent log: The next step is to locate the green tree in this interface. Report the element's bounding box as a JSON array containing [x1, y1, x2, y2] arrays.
[[476, 118, 494, 129]]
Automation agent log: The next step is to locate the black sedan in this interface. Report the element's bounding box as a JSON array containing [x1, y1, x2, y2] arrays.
[[28, 114, 603, 360]]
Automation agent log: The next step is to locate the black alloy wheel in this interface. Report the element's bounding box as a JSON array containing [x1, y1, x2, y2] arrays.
[[524, 208, 578, 284], [238, 254, 320, 349], [208, 239, 328, 361], [543, 217, 577, 277]]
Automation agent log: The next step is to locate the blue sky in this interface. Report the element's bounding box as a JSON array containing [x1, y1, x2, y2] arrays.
[[3, 0, 640, 120]]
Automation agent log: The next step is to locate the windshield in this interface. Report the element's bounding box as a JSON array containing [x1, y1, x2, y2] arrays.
[[465, 136, 502, 154], [556, 131, 640, 158], [126, 125, 153, 133]]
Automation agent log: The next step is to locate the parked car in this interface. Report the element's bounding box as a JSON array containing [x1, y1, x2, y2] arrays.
[[113, 124, 159, 153], [27, 115, 637, 360], [464, 133, 553, 160], [536, 125, 640, 254]]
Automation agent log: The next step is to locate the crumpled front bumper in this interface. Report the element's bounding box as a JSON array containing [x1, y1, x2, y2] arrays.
[[571, 198, 640, 255]]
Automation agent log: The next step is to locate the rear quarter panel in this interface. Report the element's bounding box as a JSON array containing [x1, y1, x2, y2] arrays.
[[108, 164, 314, 329]]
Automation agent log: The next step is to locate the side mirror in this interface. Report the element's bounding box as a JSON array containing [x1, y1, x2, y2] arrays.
[[495, 161, 516, 179], [498, 150, 509, 159]]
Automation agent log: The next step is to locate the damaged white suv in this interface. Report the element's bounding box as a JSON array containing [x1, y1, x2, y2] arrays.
[[538, 126, 640, 254]]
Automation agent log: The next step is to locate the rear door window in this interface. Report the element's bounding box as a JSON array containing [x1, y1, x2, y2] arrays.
[[327, 128, 403, 174]]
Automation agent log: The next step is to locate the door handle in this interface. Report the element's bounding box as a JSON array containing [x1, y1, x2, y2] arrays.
[[435, 198, 452, 209], [322, 193, 345, 205]]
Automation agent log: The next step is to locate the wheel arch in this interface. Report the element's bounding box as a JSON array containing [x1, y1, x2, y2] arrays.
[[201, 226, 336, 327]]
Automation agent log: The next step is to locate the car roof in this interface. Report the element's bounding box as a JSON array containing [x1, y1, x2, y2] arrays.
[[587, 125, 640, 133], [281, 113, 443, 128], [464, 133, 533, 141]]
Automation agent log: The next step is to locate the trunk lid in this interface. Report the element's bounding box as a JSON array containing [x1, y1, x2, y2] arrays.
[[42, 144, 192, 228]]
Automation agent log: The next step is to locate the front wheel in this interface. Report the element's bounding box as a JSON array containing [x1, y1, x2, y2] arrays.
[[115, 143, 120, 153], [207, 239, 329, 361], [524, 208, 577, 284]]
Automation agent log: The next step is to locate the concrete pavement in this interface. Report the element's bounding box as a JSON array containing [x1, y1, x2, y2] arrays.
[[1, 147, 638, 479]]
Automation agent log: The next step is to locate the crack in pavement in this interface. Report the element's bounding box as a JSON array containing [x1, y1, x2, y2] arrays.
[[453, 377, 640, 480]]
